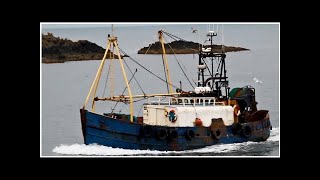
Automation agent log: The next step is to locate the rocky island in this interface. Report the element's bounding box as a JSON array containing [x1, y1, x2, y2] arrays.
[[42, 33, 123, 63], [137, 40, 249, 54]]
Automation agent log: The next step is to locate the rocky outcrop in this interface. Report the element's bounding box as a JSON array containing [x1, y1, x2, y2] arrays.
[[42, 33, 124, 63], [137, 40, 249, 54]]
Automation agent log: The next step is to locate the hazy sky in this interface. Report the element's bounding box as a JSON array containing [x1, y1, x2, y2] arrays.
[[41, 23, 275, 29], [41, 24, 164, 29]]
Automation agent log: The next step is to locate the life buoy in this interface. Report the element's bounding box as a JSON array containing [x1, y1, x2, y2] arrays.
[[233, 104, 240, 116], [168, 110, 177, 123], [185, 129, 195, 140], [211, 129, 222, 139], [241, 124, 252, 138], [156, 128, 168, 140]]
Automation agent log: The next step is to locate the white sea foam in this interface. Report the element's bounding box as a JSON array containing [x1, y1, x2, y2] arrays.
[[53, 127, 279, 156], [267, 126, 280, 142], [53, 144, 164, 156]]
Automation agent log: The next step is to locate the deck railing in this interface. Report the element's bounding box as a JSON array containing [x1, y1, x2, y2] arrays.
[[148, 97, 225, 106]]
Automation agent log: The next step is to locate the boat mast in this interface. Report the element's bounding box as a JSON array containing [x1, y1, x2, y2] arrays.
[[83, 33, 134, 123], [83, 41, 110, 110], [195, 25, 229, 99], [114, 39, 134, 122], [158, 31, 174, 94], [109, 24, 115, 97]]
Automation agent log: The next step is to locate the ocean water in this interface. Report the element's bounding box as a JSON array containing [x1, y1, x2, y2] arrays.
[[41, 24, 279, 157]]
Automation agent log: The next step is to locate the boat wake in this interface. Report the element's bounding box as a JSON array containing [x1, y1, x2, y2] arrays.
[[53, 127, 279, 156]]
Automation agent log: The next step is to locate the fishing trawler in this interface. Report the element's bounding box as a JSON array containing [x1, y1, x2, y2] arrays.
[[80, 27, 272, 151]]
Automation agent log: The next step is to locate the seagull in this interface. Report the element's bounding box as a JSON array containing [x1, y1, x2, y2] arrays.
[[191, 27, 197, 33], [253, 77, 263, 84]]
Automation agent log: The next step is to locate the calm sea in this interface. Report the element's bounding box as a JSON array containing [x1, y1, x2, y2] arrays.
[[41, 24, 279, 156]]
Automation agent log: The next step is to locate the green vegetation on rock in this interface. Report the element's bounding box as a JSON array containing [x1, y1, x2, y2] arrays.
[[138, 40, 249, 54], [42, 33, 122, 63]]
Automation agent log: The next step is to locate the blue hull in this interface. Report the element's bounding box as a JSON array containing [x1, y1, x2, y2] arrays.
[[80, 109, 271, 151]]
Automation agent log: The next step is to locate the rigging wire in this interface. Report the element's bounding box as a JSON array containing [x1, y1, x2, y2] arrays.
[[215, 57, 221, 76], [161, 30, 186, 42], [221, 24, 225, 53], [144, 34, 158, 55], [162, 32, 178, 41], [201, 57, 213, 78], [180, 61, 197, 87], [102, 62, 111, 97], [123, 58, 146, 95], [109, 45, 115, 97], [162, 30, 198, 54], [111, 69, 138, 112], [192, 103, 199, 118], [144, 43, 152, 55], [216, 24, 219, 34], [161, 32, 198, 86], [118, 47, 179, 89], [163, 36, 196, 89]]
